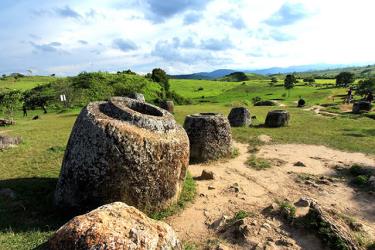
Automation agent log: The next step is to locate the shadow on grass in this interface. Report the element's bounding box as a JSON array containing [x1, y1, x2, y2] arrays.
[[0, 177, 71, 234]]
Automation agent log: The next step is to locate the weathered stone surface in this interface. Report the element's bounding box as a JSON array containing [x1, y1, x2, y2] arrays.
[[0, 135, 22, 150], [160, 100, 174, 113], [0, 188, 17, 200], [0, 119, 15, 126], [265, 110, 290, 128], [228, 107, 251, 127], [197, 170, 215, 180], [127, 92, 145, 102], [254, 100, 276, 106], [352, 101, 372, 113], [49, 202, 182, 250], [55, 97, 189, 213], [184, 113, 232, 163]]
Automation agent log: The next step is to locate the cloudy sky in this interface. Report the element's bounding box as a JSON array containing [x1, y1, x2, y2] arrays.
[[1, 0, 374, 75]]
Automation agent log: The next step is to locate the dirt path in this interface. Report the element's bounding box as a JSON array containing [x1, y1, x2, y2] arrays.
[[167, 141, 375, 249]]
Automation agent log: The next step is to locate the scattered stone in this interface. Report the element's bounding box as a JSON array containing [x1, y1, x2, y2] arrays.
[[48, 202, 182, 250], [184, 113, 232, 163], [208, 185, 215, 190], [160, 100, 174, 113], [54, 97, 189, 213], [210, 215, 229, 229], [294, 161, 306, 167], [261, 223, 272, 230], [0, 188, 17, 200], [305, 180, 319, 188], [127, 92, 145, 102], [254, 100, 277, 106], [197, 169, 215, 180], [352, 101, 372, 113], [265, 110, 290, 128], [257, 134, 272, 143], [227, 107, 251, 127], [32, 115, 39, 120], [0, 118, 15, 126], [229, 183, 240, 193], [275, 238, 294, 247], [294, 197, 311, 207], [216, 243, 230, 250], [368, 176, 375, 190], [0, 135, 22, 150], [316, 179, 330, 185]]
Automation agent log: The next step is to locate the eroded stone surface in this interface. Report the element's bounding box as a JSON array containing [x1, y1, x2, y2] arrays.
[[228, 107, 251, 127], [49, 202, 182, 250], [184, 113, 232, 163], [265, 110, 290, 128], [127, 92, 145, 102], [0, 135, 22, 150], [55, 97, 189, 213]]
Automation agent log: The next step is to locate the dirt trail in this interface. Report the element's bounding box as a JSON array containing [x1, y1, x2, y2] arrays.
[[167, 141, 375, 249]]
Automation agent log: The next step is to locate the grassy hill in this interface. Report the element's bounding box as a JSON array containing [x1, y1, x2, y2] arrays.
[[0, 76, 55, 90], [292, 64, 375, 79]]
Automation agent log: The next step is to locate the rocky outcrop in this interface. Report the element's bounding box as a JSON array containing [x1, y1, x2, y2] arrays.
[[228, 107, 251, 127], [0, 135, 22, 150], [352, 101, 372, 113], [265, 110, 290, 127], [127, 92, 145, 102], [160, 100, 174, 113], [49, 202, 182, 250], [55, 97, 189, 213], [184, 113, 232, 163], [0, 119, 15, 126]]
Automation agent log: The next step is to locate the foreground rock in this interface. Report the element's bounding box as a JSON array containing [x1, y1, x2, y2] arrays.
[[265, 110, 290, 127], [228, 107, 251, 127], [55, 97, 189, 213], [352, 101, 372, 113], [49, 202, 182, 250], [184, 113, 232, 163], [0, 135, 22, 150], [0, 119, 15, 126]]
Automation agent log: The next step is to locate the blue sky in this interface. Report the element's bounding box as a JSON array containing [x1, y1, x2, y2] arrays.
[[0, 0, 374, 75]]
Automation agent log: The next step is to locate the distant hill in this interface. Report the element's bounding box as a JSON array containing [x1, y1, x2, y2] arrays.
[[218, 72, 268, 82], [170, 63, 375, 79]]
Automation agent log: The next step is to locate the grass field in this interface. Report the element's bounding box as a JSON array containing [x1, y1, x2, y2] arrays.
[[0, 76, 55, 91], [0, 77, 374, 249]]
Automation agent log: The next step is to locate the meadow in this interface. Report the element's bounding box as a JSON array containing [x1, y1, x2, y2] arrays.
[[0, 76, 374, 249]]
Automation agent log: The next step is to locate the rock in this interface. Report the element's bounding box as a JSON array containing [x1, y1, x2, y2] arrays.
[[254, 100, 277, 106], [160, 100, 174, 113], [297, 99, 306, 107], [48, 202, 182, 250], [368, 176, 375, 190], [210, 215, 230, 229], [0, 135, 22, 150], [275, 238, 294, 247], [258, 134, 272, 143], [0, 118, 15, 126], [352, 101, 372, 113], [294, 197, 311, 207], [227, 107, 251, 127], [265, 110, 290, 128], [229, 183, 240, 193], [197, 169, 215, 180], [208, 185, 215, 190], [127, 92, 145, 102], [32, 115, 39, 120], [184, 113, 232, 163], [54, 97, 189, 213], [0, 188, 17, 200], [294, 161, 306, 167], [216, 243, 230, 250]]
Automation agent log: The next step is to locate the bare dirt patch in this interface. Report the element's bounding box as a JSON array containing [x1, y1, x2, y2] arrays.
[[167, 142, 375, 249]]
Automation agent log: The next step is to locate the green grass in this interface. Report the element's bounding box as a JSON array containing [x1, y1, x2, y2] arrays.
[[245, 155, 271, 170], [0, 76, 55, 91]]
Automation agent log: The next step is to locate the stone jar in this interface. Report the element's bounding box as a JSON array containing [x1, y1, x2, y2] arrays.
[[228, 107, 251, 127], [54, 97, 189, 213], [352, 101, 372, 113], [265, 110, 290, 127], [184, 113, 232, 163], [49, 202, 182, 250]]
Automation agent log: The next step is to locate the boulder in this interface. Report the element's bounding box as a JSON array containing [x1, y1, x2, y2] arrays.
[[55, 97, 189, 213], [265, 110, 290, 128], [127, 92, 145, 102], [352, 101, 372, 113], [297, 99, 306, 107], [0, 135, 22, 150], [197, 170, 215, 180], [228, 107, 251, 127], [48, 202, 182, 250], [160, 100, 174, 113], [184, 113, 232, 163], [0, 119, 15, 126], [254, 100, 276, 106]]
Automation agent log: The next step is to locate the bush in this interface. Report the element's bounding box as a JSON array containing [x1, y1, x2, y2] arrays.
[[252, 96, 262, 104]]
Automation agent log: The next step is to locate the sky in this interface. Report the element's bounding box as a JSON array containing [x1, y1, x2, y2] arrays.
[[0, 0, 375, 76]]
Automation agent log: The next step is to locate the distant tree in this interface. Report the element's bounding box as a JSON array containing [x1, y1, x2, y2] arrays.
[[224, 72, 249, 82], [50, 73, 56, 77], [123, 69, 136, 75], [151, 68, 170, 95], [24, 85, 56, 114], [335, 72, 355, 87], [303, 77, 315, 84], [269, 77, 278, 87], [284, 74, 296, 96], [0, 90, 22, 119], [356, 78, 375, 96], [1, 74, 6, 80]]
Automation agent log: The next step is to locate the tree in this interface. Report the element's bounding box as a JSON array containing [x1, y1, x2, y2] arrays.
[[0, 90, 22, 119], [303, 77, 315, 84], [269, 77, 278, 87], [151, 68, 170, 95], [284, 74, 296, 96], [335, 72, 354, 87], [356, 78, 375, 96]]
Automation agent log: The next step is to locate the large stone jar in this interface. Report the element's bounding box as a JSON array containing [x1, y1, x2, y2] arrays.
[[184, 113, 232, 163], [228, 107, 251, 127], [54, 97, 189, 213], [265, 110, 290, 127], [352, 101, 372, 113]]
